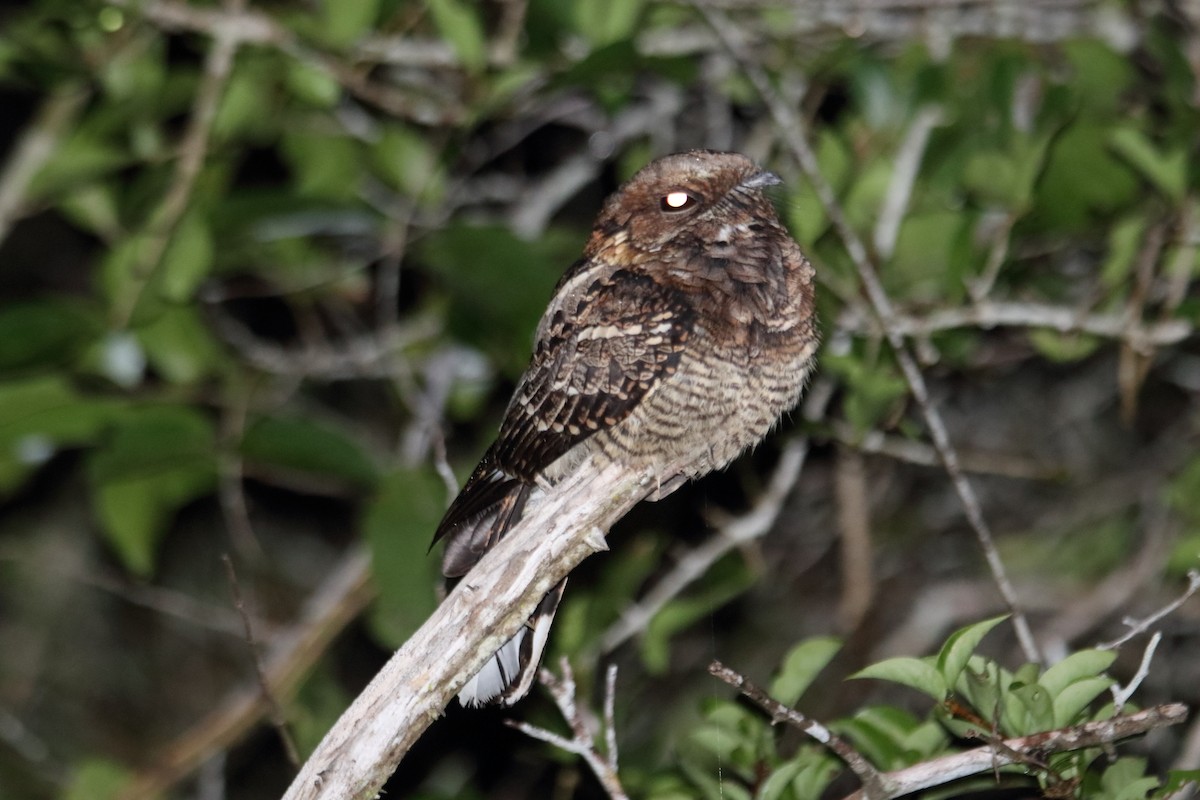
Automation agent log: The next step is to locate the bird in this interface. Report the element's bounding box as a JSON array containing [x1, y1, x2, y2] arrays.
[[432, 150, 819, 707]]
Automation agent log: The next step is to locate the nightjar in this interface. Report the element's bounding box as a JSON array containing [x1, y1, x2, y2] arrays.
[[433, 150, 819, 706]]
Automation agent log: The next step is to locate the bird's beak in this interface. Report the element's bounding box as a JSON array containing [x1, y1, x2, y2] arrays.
[[742, 170, 783, 189]]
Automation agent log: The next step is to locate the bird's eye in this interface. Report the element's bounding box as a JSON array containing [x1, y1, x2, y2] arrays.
[[660, 190, 700, 213]]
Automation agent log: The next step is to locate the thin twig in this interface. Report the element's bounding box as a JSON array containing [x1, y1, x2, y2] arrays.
[[709, 660, 891, 798], [1098, 569, 1200, 651], [508, 658, 630, 800], [696, 0, 1043, 664], [221, 555, 300, 768], [1110, 632, 1162, 713]]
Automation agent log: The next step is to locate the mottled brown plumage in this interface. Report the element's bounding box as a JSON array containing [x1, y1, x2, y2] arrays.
[[434, 150, 819, 706]]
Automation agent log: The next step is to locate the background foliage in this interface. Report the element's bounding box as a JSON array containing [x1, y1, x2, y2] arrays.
[[0, 0, 1198, 798]]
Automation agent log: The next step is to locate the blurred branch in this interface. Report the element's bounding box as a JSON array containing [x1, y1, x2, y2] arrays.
[[839, 703, 1189, 800], [281, 460, 653, 800], [874, 105, 943, 260], [113, 0, 245, 327], [204, 300, 442, 380], [595, 378, 832, 657], [0, 83, 89, 248], [830, 420, 1058, 479], [121, 548, 374, 800], [596, 435, 809, 656], [697, 0, 1044, 664], [222, 555, 300, 768], [509, 661, 628, 800], [834, 444, 873, 631], [838, 300, 1193, 351]]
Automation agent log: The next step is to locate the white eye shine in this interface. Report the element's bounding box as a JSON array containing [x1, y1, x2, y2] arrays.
[[660, 190, 699, 213]]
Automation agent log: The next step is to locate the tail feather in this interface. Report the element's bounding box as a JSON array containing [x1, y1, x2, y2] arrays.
[[457, 579, 566, 707], [434, 450, 562, 706]]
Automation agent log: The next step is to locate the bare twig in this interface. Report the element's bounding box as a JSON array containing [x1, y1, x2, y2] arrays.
[[709, 660, 891, 798], [840, 703, 1189, 800], [1110, 632, 1162, 713], [0, 83, 89, 248], [508, 659, 629, 800], [1097, 569, 1200, 651], [222, 555, 299, 767], [696, 0, 1043, 664]]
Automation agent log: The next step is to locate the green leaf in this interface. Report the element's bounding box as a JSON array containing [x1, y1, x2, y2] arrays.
[[1109, 127, 1187, 202], [159, 213, 212, 303], [286, 61, 340, 108], [836, 706, 921, 770], [29, 129, 127, 200], [769, 636, 841, 707], [371, 124, 444, 203], [1026, 329, 1101, 363], [1099, 757, 1159, 800], [1101, 214, 1148, 288], [137, 307, 222, 384], [1051, 676, 1114, 726], [936, 615, 1008, 691], [428, 0, 487, 72], [0, 299, 101, 371], [0, 377, 122, 493], [319, 0, 379, 47], [1009, 682, 1055, 735], [415, 224, 578, 372], [240, 416, 380, 490], [1035, 123, 1138, 231], [573, 0, 643, 46], [642, 559, 753, 674], [282, 131, 363, 202], [363, 467, 445, 647], [851, 657, 947, 701], [1039, 649, 1117, 697], [88, 406, 218, 575], [757, 755, 806, 800], [64, 759, 133, 800]]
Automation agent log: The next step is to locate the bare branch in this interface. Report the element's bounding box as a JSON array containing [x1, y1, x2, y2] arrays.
[[840, 704, 1189, 800], [509, 659, 629, 800], [281, 460, 655, 800], [696, 0, 1043, 664]]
